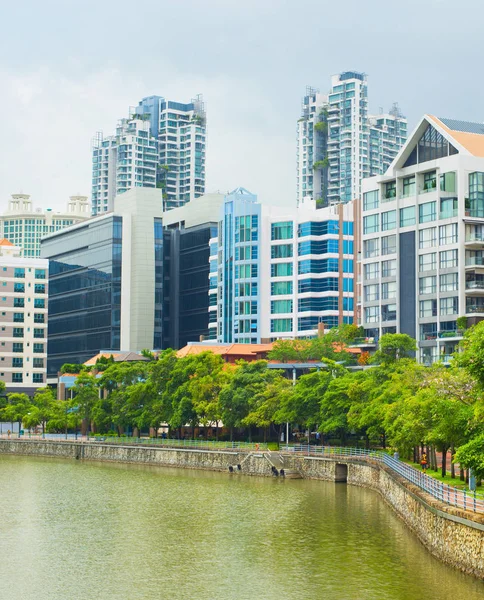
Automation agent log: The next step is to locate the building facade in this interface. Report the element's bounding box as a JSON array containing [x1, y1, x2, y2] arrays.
[[91, 114, 159, 215], [0, 239, 48, 393], [41, 189, 223, 376], [1, 194, 90, 258], [137, 95, 207, 210], [211, 189, 355, 343], [360, 114, 484, 364], [297, 72, 407, 207]]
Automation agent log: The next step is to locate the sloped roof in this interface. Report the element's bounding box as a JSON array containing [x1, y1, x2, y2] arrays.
[[428, 115, 484, 157], [176, 342, 274, 359], [0, 238, 14, 246], [84, 351, 149, 366]]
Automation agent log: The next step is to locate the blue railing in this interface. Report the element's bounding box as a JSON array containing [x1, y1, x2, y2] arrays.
[[285, 445, 484, 514]]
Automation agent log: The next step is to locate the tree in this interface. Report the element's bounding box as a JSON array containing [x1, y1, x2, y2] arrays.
[[457, 321, 484, 388], [2, 393, 31, 434], [72, 372, 99, 435], [244, 376, 291, 440], [32, 387, 56, 437], [454, 434, 484, 481], [372, 333, 417, 364]]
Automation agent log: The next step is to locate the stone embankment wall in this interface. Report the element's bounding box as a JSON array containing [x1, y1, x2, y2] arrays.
[[1, 440, 483, 579]]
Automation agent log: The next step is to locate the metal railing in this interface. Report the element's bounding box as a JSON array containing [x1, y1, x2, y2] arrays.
[[285, 445, 484, 514]]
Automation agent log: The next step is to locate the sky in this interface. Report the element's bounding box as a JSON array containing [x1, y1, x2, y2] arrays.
[[1, 0, 483, 212]]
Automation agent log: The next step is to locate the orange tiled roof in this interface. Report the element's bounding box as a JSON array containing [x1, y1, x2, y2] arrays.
[[428, 115, 484, 158], [0, 238, 14, 246]]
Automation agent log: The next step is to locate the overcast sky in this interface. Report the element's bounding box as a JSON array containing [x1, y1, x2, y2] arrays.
[[1, 0, 482, 212]]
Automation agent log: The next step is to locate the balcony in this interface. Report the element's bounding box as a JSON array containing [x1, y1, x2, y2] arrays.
[[465, 281, 484, 292], [350, 337, 378, 348], [465, 234, 484, 248], [466, 304, 484, 314], [465, 256, 484, 268], [437, 330, 464, 339]]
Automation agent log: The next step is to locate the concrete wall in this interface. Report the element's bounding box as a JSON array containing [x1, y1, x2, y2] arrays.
[[1, 440, 483, 579]]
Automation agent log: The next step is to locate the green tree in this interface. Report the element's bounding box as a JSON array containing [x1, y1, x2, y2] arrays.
[[2, 393, 31, 434], [32, 387, 56, 437], [457, 321, 484, 388], [72, 372, 99, 435], [372, 333, 417, 364], [454, 434, 484, 481]]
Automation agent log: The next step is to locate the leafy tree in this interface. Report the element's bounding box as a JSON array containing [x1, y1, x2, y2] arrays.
[[2, 393, 31, 434], [454, 434, 484, 481], [32, 387, 56, 436], [60, 363, 87, 374], [372, 333, 417, 364], [457, 321, 484, 388], [244, 376, 291, 440], [72, 372, 99, 435]]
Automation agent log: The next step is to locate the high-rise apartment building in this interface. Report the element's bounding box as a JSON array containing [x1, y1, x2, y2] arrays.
[[91, 114, 159, 215], [137, 95, 207, 210], [0, 239, 48, 393], [360, 114, 484, 365], [0, 194, 90, 258], [210, 189, 355, 343], [297, 72, 407, 208]]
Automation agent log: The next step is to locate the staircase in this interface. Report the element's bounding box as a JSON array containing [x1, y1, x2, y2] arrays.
[[266, 450, 302, 479]]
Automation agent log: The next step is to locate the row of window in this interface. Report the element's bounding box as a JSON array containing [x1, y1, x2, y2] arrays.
[[235, 245, 258, 261], [9, 358, 44, 368], [12, 343, 45, 353], [364, 297, 459, 322], [363, 224, 458, 258], [271, 221, 354, 240], [364, 251, 458, 279], [419, 274, 458, 294], [12, 268, 46, 279], [8, 373, 44, 383], [363, 200, 457, 234], [235, 264, 258, 279], [9, 313, 45, 323], [6, 283, 46, 294]]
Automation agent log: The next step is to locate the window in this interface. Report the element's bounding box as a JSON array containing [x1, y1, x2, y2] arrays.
[[34, 298, 45, 309], [402, 176, 416, 197], [399, 206, 416, 227], [363, 214, 379, 234], [14, 268, 25, 278], [271, 263, 293, 277], [365, 306, 380, 323], [13, 298, 24, 308], [381, 210, 396, 231], [13, 312, 24, 323], [34, 284, 46, 294], [14, 283, 25, 293], [440, 172, 456, 193], [381, 281, 396, 300], [419, 252, 436, 272], [270, 318, 293, 333], [271, 221, 293, 240], [382, 304, 397, 321], [271, 244, 293, 259], [381, 235, 396, 255], [364, 262, 379, 280], [34, 328, 45, 338], [271, 281, 293, 295], [298, 297, 340, 312], [363, 239, 379, 259], [423, 171, 437, 192], [419, 276, 436, 295], [468, 172, 484, 218], [384, 181, 396, 200], [298, 240, 339, 255], [419, 201, 436, 223], [440, 250, 458, 269], [33, 358, 44, 368], [12, 373, 23, 383], [34, 269, 46, 279], [382, 259, 396, 278], [363, 190, 379, 211], [419, 227, 436, 249], [34, 314, 45, 324], [440, 297, 458, 316], [12, 343, 23, 353], [12, 328, 24, 338], [439, 224, 458, 245], [298, 278, 340, 293], [33, 343, 44, 353], [419, 299, 437, 317], [271, 300, 293, 314], [440, 273, 458, 292], [12, 358, 23, 367], [440, 197, 458, 219], [364, 284, 379, 302], [33, 373, 44, 383]]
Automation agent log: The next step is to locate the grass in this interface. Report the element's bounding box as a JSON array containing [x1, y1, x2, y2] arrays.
[[401, 458, 483, 495]]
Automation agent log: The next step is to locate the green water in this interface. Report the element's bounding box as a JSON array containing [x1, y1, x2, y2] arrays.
[[0, 456, 482, 600]]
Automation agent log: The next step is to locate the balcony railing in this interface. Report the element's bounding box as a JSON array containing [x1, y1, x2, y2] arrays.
[[438, 330, 464, 338], [466, 257, 484, 266], [466, 305, 484, 313], [465, 281, 484, 290], [465, 235, 484, 244]]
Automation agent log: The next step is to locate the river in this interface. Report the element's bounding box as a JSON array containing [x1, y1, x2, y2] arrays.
[[0, 455, 482, 600]]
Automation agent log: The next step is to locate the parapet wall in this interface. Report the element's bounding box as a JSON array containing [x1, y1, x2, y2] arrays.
[[1, 440, 483, 579]]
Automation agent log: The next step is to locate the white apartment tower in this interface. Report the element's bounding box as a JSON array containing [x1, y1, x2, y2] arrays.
[[1, 194, 90, 258], [360, 115, 484, 365], [0, 239, 48, 392], [91, 114, 158, 215]]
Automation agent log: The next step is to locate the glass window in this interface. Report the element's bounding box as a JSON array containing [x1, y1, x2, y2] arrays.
[[381, 210, 396, 231], [423, 171, 437, 192], [419, 252, 436, 272], [271, 244, 293, 259], [419, 276, 436, 295], [440, 197, 458, 219], [365, 306, 380, 323], [419, 227, 436, 249], [419, 201, 436, 223], [384, 181, 396, 200], [363, 190, 379, 211], [363, 214, 379, 234], [399, 206, 416, 227], [34, 328, 45, 338], [440, 273, 458, 292], [381, 235, 396, 255], [34, 269, 46, 279], [419, 299, 437, 318], [381, 281, 396, 299], [34, 284, 46, 294], [440, 172, 456, 193], [439, 224, 458, 245], [14, 268, 25, 278], [363, 239, 379, 259], [13, 312, 24, 323], [14, 283, 25, 293], [33, 358, 44, 368], [271, 300, 293, 314], [382, 304, 397, 322], [12, 343, 23, 353], [364, 262, 379, 280], [270, 318, 293, 333], [12, 373, 23, 383], [271, 281, 293, 295], [33, 373, 44, 383], [271, 263, 293, 277], [33, 343, 44, 353], [364, 284, 379, 302], [382, 259, 396, 278], [468, 172, 484, 218], [402, 176, 415, 197], [271, 221, 293, 240], [440, 297, 458, 316], [440, 250, 458, 269]]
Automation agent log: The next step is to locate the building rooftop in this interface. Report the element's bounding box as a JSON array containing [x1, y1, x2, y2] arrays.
[[84, 351, 150, 366], [0, 239, 14, 246], [428, 115, 484, 157]]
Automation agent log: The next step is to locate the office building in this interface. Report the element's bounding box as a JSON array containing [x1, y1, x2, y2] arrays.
[[1, 194, 90, 258], [0, 239, 48, 393], [210, 189, 355, 343], [91, 113, 159, 215], [41, 188, 223, 376], [360, 114, 484, 364], [137, 95, 207, 210], [297, 72, 407, 207]]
